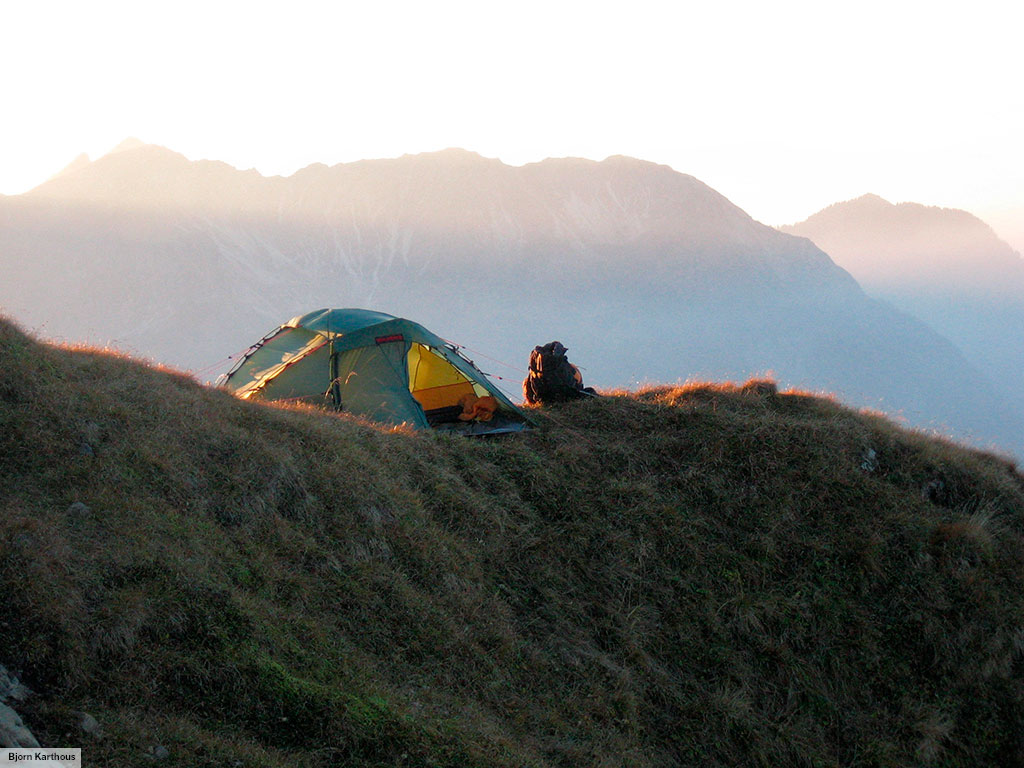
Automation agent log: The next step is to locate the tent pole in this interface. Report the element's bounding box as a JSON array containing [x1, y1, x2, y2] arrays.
[[326, 313, 340, 410]]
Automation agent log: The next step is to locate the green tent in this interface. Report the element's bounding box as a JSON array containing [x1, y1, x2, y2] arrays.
[[219, 308, 529, 434]]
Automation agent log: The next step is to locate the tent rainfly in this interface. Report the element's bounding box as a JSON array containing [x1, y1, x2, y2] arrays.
[[219, 308, 529, 434]]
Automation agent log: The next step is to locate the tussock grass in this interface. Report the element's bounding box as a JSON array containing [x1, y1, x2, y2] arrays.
[[2, 317, 1024, 766]]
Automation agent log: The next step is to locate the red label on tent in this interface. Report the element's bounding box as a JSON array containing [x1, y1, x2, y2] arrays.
[[375, 334, 405, 344]]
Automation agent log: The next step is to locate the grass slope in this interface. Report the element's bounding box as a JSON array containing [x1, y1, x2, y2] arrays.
[[2, 317, 1024, 767]]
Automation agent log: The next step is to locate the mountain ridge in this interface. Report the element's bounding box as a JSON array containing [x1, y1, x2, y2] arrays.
[[1, 142, 1021, 457], [783, 195, 1024, 411], [783, 194, 1024, 289]]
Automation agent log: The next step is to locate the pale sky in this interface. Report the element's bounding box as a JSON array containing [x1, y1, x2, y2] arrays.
[[2, 0, 1022, 249]]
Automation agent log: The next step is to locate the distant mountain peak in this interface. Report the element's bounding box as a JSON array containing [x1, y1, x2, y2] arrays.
[[783, 194, 1024, 296], [89, 138, 191, 166], [601, 154, 668, 169], [851, 193, 891, 206], [108, 137, 149, 155], [400, 148, 499, 165]]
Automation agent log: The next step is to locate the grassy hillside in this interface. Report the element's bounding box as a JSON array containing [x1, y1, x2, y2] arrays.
[[2, 317, 1024, 767]]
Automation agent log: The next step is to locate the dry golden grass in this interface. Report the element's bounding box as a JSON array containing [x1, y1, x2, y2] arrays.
[[3, 316, 1024, 767]]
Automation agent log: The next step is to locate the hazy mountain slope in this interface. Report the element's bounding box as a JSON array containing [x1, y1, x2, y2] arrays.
[[782, 195, 1024, 396], [1, 144, 1021, 457], [4, 318, 1024, 766]]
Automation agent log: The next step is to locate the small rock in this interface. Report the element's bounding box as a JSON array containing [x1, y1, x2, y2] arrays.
[[922, 477, 947, 503], [76, 711, 102, 739], [150, 745, 169, 760], [360, 506, 396, 529], [860, 448, 879, 472], [78, 442, 95, 456], [83, 422, 102, 444], [67, 502, 92, 521], [0, 665, 31, 704], [0, 702, 40, 748]]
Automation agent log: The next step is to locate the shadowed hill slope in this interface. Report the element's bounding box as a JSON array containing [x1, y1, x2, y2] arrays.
[[2, 317, 1024, 766]]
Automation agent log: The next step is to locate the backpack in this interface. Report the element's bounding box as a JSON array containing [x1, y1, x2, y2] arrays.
[[523, 341, 588, 405]]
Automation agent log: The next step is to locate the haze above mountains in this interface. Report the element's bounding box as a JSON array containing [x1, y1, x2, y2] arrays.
[[1, 141, 1021, 458]]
